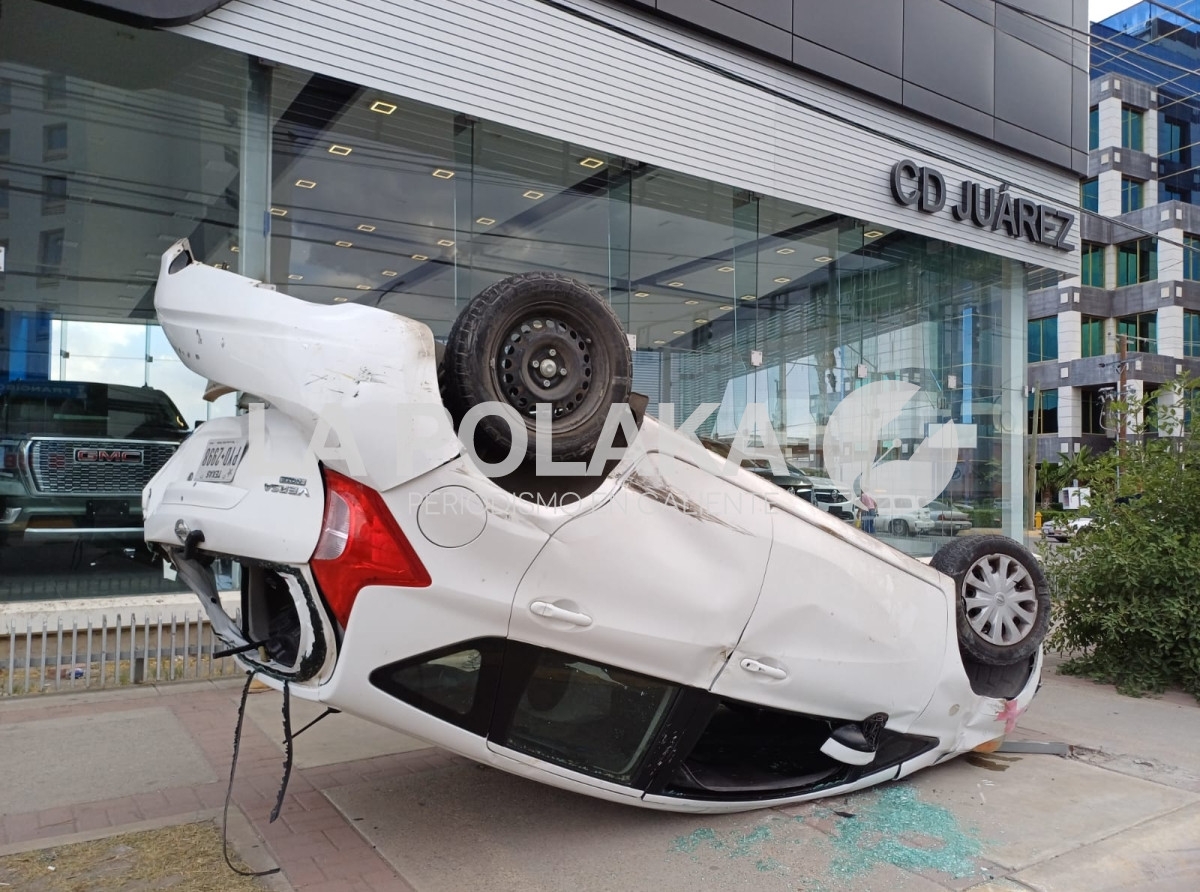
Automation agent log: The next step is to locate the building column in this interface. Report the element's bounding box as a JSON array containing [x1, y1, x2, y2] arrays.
[[1098, 95, 1123, 149], [1058, 386, 1081, 441], [1098, 169, 1123, 219], [1158, 305, 1185, 358], [1058, 309, 1082, 361], [1158, 225, 1184, 282]]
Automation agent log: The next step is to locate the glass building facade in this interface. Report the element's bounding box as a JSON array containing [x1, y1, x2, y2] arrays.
[[0, 0, 1048, 602]]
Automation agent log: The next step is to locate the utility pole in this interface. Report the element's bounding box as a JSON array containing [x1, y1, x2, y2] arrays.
[[1117, 333, 1127, 494]]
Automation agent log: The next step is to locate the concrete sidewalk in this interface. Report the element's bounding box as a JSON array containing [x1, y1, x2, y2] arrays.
[[1, 658, 1198, 892]]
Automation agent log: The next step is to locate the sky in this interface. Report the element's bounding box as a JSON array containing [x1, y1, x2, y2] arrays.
[[1089, 0, 1141, 21]]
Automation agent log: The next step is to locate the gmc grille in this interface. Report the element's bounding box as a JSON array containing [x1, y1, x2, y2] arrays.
[[29, 439, 179, 495]]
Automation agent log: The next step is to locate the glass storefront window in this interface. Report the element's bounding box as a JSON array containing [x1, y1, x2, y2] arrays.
[[0, 0, 245, 600], [1, 0, 1049, 601]]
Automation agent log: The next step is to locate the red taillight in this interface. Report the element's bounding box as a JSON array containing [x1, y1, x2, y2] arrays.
[[310, 468, 430, 629]]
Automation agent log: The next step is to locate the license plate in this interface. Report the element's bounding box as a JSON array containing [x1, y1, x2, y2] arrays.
[[196, 438, 247, 484]]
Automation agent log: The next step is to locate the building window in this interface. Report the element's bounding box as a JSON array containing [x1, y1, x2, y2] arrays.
[[0, 129, 9, 162], [1081, 178, 1099, 213], [1118, 312, 1157, 353], [1162, 183, 1191, 204], [1122, 106, 1144, 151], [1117, 238, 1156, 286], [38, 228, 65, 275], [43, 73, 67, 107], [1028, 316, 1058, 363], [1186, 235, 1200, 281], [1082, 316, 1106, 358], [1082, 390, 1106, 434], [0, 78, 11, 113], [1121, 177, 1143, 213], [43, 175, 68, 215], [1028, 390, 1059, 435], [1089, 106, 1099, 150], [1186, 311, 1200, 358], [0, 180, 9, 221], [1081, 242, 1104, 287], [43, 123, 67, 160], [1161, 117, 1185, 163]]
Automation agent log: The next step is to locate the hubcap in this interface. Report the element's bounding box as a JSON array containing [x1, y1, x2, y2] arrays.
[[962, 553, 1038, 646], [496, 315, 592, 417]]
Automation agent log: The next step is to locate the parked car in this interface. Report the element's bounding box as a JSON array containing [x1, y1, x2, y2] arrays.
[[1040, 515, 1092, 542], [807, 476, 856, 521], [873, 494, 935, 537], [143, 241, 1049, 814], [926, 500, 972, 536], [0, 380, 189, 548]]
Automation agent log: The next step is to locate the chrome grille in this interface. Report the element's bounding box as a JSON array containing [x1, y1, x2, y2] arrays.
[[29, 439, 180, 495]]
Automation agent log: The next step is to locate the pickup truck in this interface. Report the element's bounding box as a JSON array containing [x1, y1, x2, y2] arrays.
[[0, 380, 190, 547]]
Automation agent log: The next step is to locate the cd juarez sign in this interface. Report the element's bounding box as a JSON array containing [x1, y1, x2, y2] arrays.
[[889, 160, 1075, 252]]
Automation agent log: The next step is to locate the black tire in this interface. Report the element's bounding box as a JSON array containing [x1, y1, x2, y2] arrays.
[[889, 518, 910, 537], [442, 271, 632, 463], [931, 535, 1050, 667]]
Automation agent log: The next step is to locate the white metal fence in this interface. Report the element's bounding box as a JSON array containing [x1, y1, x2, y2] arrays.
[[2, 611, 244, 697]]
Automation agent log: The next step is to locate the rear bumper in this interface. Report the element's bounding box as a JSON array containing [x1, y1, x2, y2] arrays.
[[165, 547, 334, 688]]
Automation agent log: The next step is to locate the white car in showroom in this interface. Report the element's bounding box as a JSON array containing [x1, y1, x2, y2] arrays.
[[143, 240, 1049, 814]]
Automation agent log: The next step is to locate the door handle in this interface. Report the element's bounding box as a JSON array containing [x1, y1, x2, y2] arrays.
[[740, 658, 787, 680], [529, 600, 592, 627]]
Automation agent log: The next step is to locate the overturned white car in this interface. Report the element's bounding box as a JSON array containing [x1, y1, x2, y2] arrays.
[[144, 239, 1049, 814]]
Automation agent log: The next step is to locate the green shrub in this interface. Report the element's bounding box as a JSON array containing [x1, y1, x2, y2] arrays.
[[1044, 380, 1200, 700]]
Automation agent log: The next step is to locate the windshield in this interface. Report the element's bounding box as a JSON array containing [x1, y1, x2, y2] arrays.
[[0, 381, 189, 439]]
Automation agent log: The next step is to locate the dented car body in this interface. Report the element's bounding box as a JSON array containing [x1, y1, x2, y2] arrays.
[[144, 239, 1048, 813]]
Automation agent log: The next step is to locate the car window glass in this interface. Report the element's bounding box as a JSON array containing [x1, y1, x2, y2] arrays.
[[0, 382, 188, 438], [369, 639, 504, 735], [496, 649, 677, 785]]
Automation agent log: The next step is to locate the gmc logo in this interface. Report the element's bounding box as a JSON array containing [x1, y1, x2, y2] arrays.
[[74, 448, 144, 464]]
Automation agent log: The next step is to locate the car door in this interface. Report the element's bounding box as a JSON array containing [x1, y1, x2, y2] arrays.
[[711, 509, 950, 729], [507, 451, 773, 690]]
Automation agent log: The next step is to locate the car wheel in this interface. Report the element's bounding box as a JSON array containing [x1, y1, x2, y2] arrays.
[[442, 271, 633, 462], [931, 535, 1050, 667], [889, 518, 910, 537]]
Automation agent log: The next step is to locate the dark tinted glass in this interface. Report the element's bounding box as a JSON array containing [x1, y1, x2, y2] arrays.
[[498, 651, 676, 784], [0, 381, 188, 438]]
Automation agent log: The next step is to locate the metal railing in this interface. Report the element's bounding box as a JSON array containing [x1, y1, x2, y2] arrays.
[[2, 610, 243, 697]]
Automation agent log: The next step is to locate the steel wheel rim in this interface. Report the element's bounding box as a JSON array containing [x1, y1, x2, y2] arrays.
[[495, 314, 593, 419], [962, 553, 1038, 646]]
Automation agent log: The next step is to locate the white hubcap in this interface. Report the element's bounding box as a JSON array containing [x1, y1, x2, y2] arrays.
[[962, 554, 1038, 646]]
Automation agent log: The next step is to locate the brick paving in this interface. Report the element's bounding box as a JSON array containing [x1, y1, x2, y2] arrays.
[[0, 679, 465, 890]]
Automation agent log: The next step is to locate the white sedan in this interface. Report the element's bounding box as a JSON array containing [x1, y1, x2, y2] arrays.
[[143, 240, 1050, 813]]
